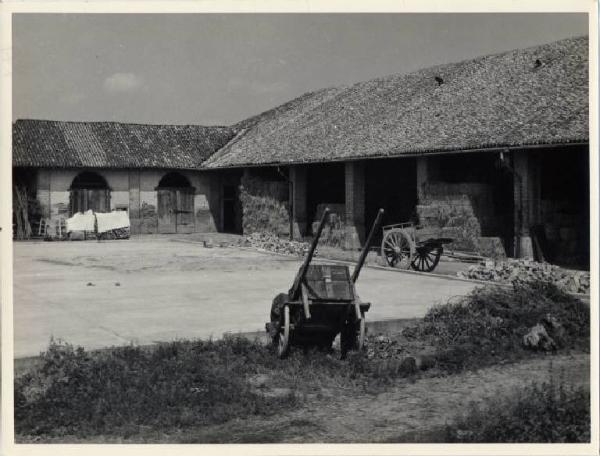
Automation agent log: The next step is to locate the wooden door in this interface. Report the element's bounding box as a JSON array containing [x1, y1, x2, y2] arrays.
[[70, 189, 110, 215], [176, 190, 195, 234], [157, 189, 177, 233]]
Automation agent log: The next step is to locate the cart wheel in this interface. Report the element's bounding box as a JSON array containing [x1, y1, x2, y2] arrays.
[[275, 305, 291, 359], [411, 246, 442, 272], [340, 311, 365, 359], [357, 311, 366, 351], [381, 229, 414, 269]]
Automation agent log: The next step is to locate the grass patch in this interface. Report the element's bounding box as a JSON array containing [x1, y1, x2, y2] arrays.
[[15, 337, 298, 439], [15, 335, 395, 441], [444, 372, 590, 442]]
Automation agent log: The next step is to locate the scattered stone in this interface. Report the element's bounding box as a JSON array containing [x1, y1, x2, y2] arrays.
[[457, 258, 590, 294], [86, 282, 95, 287], [542, 314, 566, 347], [523, 323, 556, 351], [115, 282, 120, 287], [247, 373, 270, 389], [239, 232, 312, 257], [203, 239, 214, 248]]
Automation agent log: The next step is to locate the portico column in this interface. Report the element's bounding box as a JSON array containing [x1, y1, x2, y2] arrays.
[[289, 165, 307, 240], [128, 170, 141, 234], [513, 151, 541, 259], [416, 156, 429, 203], [344, 161, 365, 250]]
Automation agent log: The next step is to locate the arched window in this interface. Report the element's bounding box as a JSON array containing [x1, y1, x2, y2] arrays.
[[157, 172, 192, 188], [156, 172, 195, 234], [69, 171, 110, 215]]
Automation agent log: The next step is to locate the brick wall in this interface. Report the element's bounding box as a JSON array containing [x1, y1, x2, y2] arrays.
[[33, 168, 217, 236]]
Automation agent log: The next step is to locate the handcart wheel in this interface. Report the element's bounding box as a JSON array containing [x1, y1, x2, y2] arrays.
[[411, 246, 443, 272], [381, 229, 414, 269], [276, 305, 291, 359], [340, 311, 365, 359], [357, 311, 366, 351]]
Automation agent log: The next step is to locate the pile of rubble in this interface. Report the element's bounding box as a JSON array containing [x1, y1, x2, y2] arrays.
[[239, 232, 313, 257], [365, 335, 406, 360], [457, 259, 590, 294]]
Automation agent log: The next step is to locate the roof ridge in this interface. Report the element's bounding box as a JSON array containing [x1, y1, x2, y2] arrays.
[[14, 118, 232, 129]]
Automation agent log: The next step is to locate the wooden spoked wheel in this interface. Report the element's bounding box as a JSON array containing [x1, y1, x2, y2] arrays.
[[381, 229, 414, 269], [357, 311, 366, 351], [340, 311, 366, 359], [275, 305, 290, 359], [411, 246, 443, 272]]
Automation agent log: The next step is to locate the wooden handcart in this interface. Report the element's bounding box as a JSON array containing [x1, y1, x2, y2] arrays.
[[266, 208, 385, 359], [381, 222, 452, 273]]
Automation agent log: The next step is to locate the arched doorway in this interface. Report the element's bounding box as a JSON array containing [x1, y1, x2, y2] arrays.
[[156, 172, 195, 233], [70, 171, 110, 215]]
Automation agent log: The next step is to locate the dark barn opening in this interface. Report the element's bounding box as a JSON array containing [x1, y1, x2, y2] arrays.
[[221, 169, 243, 234], [365, 158, 417, 244], [538, 146, 589, 268], [306, 162, 345, 235]]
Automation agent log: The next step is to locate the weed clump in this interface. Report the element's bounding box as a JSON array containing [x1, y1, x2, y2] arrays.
[[445, 373, 590, 442]]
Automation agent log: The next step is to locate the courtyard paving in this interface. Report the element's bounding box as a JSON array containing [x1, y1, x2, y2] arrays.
[[13, 237, 478, 358]]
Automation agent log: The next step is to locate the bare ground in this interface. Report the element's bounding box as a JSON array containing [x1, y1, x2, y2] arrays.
[[184, 353, 590, 443]]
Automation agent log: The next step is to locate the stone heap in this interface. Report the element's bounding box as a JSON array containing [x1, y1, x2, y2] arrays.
[[240, 232, 312, 257], [457, 259, 590, 294]]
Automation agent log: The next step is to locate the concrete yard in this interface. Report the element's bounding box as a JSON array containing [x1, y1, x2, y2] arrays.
[[13, 237, 478, 358]]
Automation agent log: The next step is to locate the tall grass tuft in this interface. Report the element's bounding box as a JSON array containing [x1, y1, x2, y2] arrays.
[[445, 371, 590, 442]]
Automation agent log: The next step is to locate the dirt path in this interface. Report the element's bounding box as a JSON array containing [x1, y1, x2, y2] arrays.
[[180, 353, 589, 443]]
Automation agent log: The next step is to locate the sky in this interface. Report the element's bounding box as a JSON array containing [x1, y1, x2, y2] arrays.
[[12, 13, 588, 126]]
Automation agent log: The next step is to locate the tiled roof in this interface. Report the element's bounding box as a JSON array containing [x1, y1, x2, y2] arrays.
[[204, 36, 589, 168], [13, 120, 236, 169]]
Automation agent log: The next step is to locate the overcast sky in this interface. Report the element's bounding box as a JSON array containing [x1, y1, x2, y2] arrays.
[[12, 13, 588, 126]]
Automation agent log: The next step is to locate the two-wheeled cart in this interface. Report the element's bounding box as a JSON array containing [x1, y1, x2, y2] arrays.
[[266, 208, 385, 359], [381, 222, 452, 272]]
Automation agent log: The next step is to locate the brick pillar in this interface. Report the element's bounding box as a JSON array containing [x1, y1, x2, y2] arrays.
[[36, 169, 51, 219], [344, 161, 365, 250], [128, 170, 141, 234], [513, 151, 540, 259], [416, 157, 428, 203], [290, 165, 307, 240]]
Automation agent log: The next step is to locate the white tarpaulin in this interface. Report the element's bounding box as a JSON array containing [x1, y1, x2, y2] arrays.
[[96, 211, 130, 233], [66, 210, 95, 233]]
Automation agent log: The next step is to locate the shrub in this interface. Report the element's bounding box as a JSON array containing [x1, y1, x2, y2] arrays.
[[405, 280, 589, 372]]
